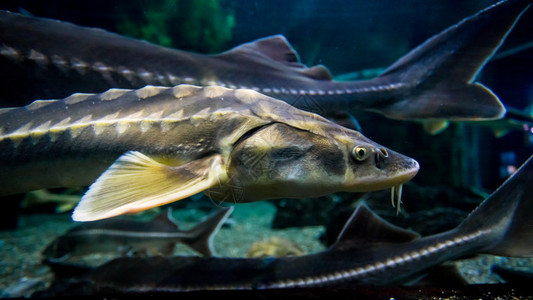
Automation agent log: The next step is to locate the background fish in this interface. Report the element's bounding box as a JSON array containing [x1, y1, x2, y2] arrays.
[[43, 207, 233, 260], [38, 155, 533, 293], [0, 0, 530, 127]]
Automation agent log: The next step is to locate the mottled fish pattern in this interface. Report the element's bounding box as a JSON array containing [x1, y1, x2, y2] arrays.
[[0, 85, 418, 221]]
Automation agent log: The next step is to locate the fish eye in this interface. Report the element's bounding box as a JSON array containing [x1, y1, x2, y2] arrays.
[[352, 146, 369, 161]]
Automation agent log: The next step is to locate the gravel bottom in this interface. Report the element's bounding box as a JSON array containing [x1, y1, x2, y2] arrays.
[[0, 201, 531, 297]]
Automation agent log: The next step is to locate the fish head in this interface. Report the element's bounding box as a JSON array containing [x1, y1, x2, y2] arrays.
[[334, 129, 419, 192], [218, 122, 418, 202]]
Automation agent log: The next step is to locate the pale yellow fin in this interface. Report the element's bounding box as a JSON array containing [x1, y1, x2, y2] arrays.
[[422, 120, 449, 135], [72, 151, 227, 221]]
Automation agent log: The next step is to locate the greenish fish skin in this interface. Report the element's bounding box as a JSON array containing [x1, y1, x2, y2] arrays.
[[0, 85, 418, 221]]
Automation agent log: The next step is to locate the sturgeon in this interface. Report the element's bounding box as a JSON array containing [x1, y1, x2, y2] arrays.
[[0, 85, 419, 221], [43, 207, 233, 259], [43, 155, 533, 292], [0, 0, 531, 130]]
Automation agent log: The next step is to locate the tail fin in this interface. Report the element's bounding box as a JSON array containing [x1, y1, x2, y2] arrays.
[[183, 206, 233, 257], [376, 0, 531, 121], [457, 155, 533, 257]]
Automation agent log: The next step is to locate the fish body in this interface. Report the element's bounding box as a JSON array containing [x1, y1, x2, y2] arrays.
[[0, 85, 419, 221], [0, 0, 530, 124], [49, 155, 533, 292], [43, 207, 233, 259]]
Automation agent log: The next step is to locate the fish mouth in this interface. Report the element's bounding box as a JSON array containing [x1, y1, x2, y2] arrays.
[[342, 158, 418, 214], [346, 158, 419, 191]]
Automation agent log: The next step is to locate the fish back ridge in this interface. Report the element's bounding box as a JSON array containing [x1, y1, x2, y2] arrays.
[[0, 84, 270, 143]]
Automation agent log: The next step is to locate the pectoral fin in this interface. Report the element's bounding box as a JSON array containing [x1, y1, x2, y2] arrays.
[[72, 151, 227, 222]]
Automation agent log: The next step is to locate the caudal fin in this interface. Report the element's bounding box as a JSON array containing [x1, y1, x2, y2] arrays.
[[376, 0, 531, 122], [183, 206, 233, 257], [457, 155, 533, 257]]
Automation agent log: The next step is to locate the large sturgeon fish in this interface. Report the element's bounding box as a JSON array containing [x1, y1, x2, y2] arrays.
[[0, 0, 530, 130], [0, 85, 419, 221], [40, 155, 533, 294]]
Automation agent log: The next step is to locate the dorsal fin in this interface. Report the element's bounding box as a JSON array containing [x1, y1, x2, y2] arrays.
[[223, 35, 301, 66], [302, 65, 333, 80], [153, 207, 180, 229], [219, 35, 333, 80], [330, 205, 420, 251], [185, 206, 234, 257]]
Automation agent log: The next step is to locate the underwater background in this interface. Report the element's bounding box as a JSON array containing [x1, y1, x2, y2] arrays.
[[0, 0, 532, 298]]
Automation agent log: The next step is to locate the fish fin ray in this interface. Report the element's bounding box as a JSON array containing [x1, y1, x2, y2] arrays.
[[376, 0, 531, 120], [301, 65, 333, 81], [221, 35, 301, 66], [72, 152, 227, 222], [152, 208, 180, 229], [382, 83, 505, 120], [330, 204, 420, 251], [185, 206, 234, 256], [219, 35, 332, 80]]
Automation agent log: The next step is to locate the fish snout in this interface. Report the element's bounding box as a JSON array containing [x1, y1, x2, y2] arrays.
[[388, 151, 419, 183], [373, 146, 419, 180]]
